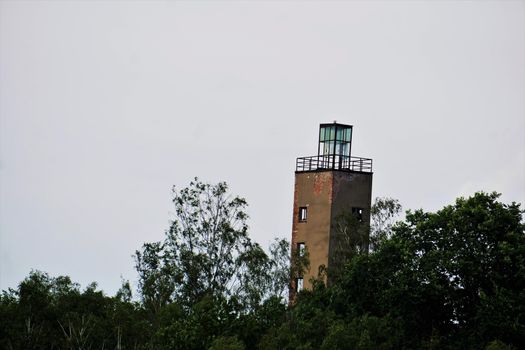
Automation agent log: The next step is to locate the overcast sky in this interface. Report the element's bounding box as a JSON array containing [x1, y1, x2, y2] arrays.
[[1, 1, 524, 295]]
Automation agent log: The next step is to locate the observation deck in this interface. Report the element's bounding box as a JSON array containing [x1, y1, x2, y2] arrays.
[[295, 122, 373, 173], [296, 155, 372, 173]]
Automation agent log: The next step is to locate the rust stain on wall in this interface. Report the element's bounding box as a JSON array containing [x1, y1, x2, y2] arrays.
[[313, 173, 329, 195]]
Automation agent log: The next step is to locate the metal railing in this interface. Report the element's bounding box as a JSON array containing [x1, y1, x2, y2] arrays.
[[296, 155, 373, 173]]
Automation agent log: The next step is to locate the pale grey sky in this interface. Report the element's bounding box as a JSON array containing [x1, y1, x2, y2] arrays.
[[1, 1, 524, 295]]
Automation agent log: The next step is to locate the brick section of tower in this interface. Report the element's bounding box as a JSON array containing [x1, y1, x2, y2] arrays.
[[289, 170, 372, 302]]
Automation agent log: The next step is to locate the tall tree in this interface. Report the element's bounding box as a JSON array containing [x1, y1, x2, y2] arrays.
[[134, 241, 179, 315], [267, 238, 292, 301], [336, 192, 524, 348], [135, 178, 278, 309], [167, 179, 251, 303], [329, 197, 402, 282], [330, 211, 369, 282], [369, 197, 402, 250]]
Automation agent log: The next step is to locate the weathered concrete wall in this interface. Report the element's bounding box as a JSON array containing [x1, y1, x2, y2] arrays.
[[328, 171, 373, 284], [290, 171, 333, 293], [290, 170, 373, 299], [330, 171, 373, 221]]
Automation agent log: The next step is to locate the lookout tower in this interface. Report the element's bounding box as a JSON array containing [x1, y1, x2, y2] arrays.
[[290, 122, 373, 300]]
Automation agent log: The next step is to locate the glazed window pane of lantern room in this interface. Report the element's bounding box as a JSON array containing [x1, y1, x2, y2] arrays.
[[318, 123, 353, 169]]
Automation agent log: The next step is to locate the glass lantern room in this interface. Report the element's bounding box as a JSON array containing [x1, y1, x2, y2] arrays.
[[295, 122, 371, 172], [318, 123, 353, 169]]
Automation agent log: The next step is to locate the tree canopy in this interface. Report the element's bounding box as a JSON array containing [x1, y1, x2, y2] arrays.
[[135, 178, 290, 312], [1, 185, 523, 349]]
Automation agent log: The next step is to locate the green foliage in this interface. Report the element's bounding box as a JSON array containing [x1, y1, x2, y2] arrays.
[[135, 178, 288, 312], [166, 179, 250, 304], [134, 179, 292, 348], [208, 335, 245, 350], [394, 192, 524, 347], [134, 241, 179, 316], [258, 192, 524, 350], [332, 192, 525, 348], [485, 339, 516, 350], [370, 197, 402, 250], [328, 197, 402, 283], [151, 295, 231, 350], [330, 211, 369, 282], [2, 189, 523, 349], [0, 270, 149, 349], [268, 238, 292, 301], [321, 315, 403, 350]]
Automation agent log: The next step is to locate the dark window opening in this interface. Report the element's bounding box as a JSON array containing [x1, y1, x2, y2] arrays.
[[296, 278, 304, 292], [299, 207, 308, 222], [352, 207, 364, 222], [297, 242, 305, 256]]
